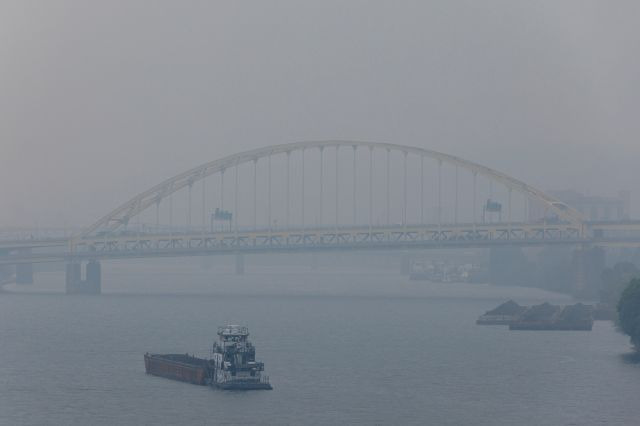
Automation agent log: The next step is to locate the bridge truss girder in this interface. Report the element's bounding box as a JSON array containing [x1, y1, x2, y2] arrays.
[[70, 223, 584, 260]]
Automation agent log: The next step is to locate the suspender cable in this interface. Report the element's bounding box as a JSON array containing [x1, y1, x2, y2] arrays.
[[369, 147, 373, 233], [473, 171, 477, 229], [420, 155, 424, 225], [386, 148, 390, 226], [286, 151, 291, 229], [234, 162, 239, 233], [169, 191, 173, 236], [220, 170, 224, 210], [187, 183, 192, 229], [438, 160, 442, 228], [202, 176, 206, 233], [268, 155, 272, 231], [319, 147, 324, 227], [403, 151, 407, 227], [301, 149, 305, 234], [455, 165, 459, 225], [353, 145, 357, 226], [335, 145, 339, 232], [508, 187, 512, 230], [155, 200, 160, 232], [220, 170, 225, 232], [253, 159, 257, 231]]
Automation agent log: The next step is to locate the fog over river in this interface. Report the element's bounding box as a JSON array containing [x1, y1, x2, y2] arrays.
[[1, 257, 639, 425]]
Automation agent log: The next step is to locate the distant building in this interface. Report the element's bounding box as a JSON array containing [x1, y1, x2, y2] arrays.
[[529, 190, 630, 222]]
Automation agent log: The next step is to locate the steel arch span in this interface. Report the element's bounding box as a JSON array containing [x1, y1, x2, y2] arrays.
[[77, 140, 584, 242]]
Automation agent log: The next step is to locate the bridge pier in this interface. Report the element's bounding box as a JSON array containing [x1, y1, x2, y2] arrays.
[[235, 253, 245, 275], [65, 260, 101, 295], [16, 263, 34, 284], [400, 254, 412, 275], [571, 246, 605, 298], [489, 246, 531, 287], [15, 249, 34, 284]]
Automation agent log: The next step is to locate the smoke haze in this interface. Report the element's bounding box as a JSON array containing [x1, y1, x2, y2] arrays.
[[2, 0, 639, 226]]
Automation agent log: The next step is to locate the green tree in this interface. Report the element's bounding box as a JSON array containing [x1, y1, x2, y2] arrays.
[[617, 278, 640, 350], [601, 262, 639, 305]]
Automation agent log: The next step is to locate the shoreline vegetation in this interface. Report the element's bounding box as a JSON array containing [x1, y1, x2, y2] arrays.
[[617, 278, 640, 352]]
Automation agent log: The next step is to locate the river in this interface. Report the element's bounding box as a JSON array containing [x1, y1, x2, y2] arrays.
[[1, 256, 638, 425]]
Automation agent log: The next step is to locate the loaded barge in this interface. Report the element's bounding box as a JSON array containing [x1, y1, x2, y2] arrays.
[[144, 325, 272, 390], [476, 301, 594, 330]]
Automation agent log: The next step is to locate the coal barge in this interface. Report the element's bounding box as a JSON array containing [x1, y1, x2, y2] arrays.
[[144, 325, 272, 390], [476, 301, 594, 330]]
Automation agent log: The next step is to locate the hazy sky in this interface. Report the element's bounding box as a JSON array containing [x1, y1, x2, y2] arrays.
[[2, 1, 639, 227]]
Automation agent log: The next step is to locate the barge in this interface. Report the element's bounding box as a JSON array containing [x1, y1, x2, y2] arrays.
[[144, 353, 209, 385], [477, 301, 594, 330], [476, 300, 527, 325], [144, 325, 272, 390], [510, 303, 593, 331]]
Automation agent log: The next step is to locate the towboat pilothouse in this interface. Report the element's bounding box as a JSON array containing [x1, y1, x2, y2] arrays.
[[210, 325, 272, 390]]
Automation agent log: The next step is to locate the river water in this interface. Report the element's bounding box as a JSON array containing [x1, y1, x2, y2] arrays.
[[1, 256, 639, 425]]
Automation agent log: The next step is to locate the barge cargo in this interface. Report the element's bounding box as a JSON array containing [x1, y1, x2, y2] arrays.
[[510, 303, 593, 331], [477, 301, 594, 330], [144, 353, 209, 385], [476, 300, 526, 325]]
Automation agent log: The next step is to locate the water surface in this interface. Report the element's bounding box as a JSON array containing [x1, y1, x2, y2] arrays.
[[1, 258, 637, 425]]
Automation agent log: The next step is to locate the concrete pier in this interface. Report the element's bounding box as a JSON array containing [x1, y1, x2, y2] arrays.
[[489, 246, 529, 287], [400, 255, 412, 275], [65, 260, 101, 294], [16, 262, 34, 284], [235, 253, 245, 275], [572, 246, 605, 298], [15, 249, 34, 284]]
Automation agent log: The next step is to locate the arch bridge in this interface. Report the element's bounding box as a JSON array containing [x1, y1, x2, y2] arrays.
[[16, 140, 640, 293], [69, 140, 584, 257]]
